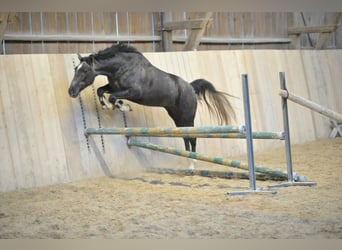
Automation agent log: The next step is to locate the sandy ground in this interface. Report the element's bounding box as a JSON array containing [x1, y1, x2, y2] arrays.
[[0, 138, 341, 239]]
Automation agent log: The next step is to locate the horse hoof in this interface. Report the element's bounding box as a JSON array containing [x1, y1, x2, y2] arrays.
[[188, 165, 195, 171], [119, 104, 132, 112], [102, 104, 114, 110], [188, 159, 197, 170]]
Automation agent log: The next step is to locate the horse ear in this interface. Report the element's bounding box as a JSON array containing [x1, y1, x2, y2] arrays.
[[89, 55, 97, 65], [77, 53, 83, 61]]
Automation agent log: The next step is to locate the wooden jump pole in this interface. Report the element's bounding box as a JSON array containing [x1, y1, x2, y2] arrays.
[[85, 127, 284, 140], [145, 167, 287, 181], [127, 138, 290, 181], [84, 125, 246, 137], [165, 132, 284, 139], [279, 89, 342, 122]]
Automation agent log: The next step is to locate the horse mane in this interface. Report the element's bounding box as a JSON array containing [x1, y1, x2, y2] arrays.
[[92, 44, 142, 61]]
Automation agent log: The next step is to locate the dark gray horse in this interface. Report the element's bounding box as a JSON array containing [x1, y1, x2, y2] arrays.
[[68, 44, 235, 153]]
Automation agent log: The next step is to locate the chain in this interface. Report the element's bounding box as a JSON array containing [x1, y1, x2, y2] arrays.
[[72, 58, 90, 151], [78, 94, 90, 151], [121, 110, 130, 144], [121, 110, 128, 128], [91, 85, 105, 152]]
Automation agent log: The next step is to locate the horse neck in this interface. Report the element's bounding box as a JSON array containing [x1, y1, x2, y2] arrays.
[[93, 59, 117, 78], [94, 54, 148, 79]]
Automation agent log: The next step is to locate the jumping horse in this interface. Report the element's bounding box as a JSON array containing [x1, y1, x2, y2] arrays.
[[68, 44, 235, 154]]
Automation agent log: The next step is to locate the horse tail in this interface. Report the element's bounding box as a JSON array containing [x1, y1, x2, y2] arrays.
[[190, 78, 235, 124]]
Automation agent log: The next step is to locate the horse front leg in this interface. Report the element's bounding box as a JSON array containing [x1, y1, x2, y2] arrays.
[[97, 84, 115, 110], [108, 91, 133, 112]]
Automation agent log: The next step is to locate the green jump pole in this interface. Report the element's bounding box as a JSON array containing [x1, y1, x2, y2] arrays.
[[84, 125, 245, 136], [127, 139, 290, 180], [177, 132, 284, 139], [145, 167, 286, 181], [85, 127, 284, 140]]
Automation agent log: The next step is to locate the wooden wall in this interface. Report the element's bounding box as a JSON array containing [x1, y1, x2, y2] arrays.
[[291, 12, 342, 49], [0, 50, 341, 192], [2, 12, 341, 54]]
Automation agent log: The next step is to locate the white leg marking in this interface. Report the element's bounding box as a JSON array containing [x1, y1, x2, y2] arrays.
[[101, 96, 114, 110], [119, 104, 132, 112], [188, 159, 197, 170], [115, 100, 132, 112]]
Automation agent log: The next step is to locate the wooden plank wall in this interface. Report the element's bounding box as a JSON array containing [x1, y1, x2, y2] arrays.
[[0, 50, 341, 192], [291, 12, 342, 49], [3, 12, 342, 54], [1, 12, 293, 53], [3, 12, 160, 53]]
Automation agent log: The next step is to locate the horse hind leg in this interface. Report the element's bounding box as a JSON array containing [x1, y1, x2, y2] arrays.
[[190, 137, 196, 152], [183, 137, 197, 170], [189, 138, 197, 170], [165, 107, 198, 169]]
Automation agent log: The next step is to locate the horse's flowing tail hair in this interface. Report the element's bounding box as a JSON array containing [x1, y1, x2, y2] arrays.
[[190, 79, 235, 124]]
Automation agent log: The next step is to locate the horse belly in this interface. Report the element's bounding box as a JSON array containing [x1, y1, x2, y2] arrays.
[[139, 85, 178, 107], [139, 92, 175, 107]]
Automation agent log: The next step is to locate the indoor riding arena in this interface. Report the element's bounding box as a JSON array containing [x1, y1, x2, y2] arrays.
[[0, 12, 342, 239]]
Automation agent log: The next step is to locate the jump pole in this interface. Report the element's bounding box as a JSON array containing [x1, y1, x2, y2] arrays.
[[144, 167, 288, 182], [269, 72, 317, 188], [85, 125, 246, 136], [127, 138, 290, 181], [85, 127, 284, 140], [279, 90, 342, 123]]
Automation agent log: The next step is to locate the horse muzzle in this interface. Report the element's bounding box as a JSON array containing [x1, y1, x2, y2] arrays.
[[68, 86, 79, 98]]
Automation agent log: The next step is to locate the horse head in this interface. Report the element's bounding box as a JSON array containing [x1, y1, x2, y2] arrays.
[[68, 54, 97, 98]]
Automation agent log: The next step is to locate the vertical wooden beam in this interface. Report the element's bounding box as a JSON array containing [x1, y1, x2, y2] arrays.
[[152, 12, 162, 52], [288, 33, 301, 49], [160, 12, 173, 52], [288, 12, 301, 49], [0, 12, 9, 54], [183, 12, 212, 51]]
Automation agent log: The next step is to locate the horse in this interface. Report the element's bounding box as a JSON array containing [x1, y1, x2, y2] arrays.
[[68, 44, 235, 155]]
